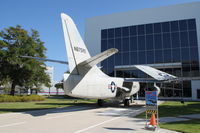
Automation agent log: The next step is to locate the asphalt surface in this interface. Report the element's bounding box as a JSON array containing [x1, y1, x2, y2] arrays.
[[0, 104, 178, 133]]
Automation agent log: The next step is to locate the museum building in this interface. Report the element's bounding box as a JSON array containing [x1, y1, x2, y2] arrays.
[[85, 2, 200, 100]]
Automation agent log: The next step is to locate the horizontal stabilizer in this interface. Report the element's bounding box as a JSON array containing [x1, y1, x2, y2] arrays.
[[134, 65, 177, 81], [21, 56, 68, 64], [78, 48, 118, 68]]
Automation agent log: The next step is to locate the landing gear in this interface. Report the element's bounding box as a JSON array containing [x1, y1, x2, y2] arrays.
[[124, 99, 130, 107], [97, 99, 104, 107]]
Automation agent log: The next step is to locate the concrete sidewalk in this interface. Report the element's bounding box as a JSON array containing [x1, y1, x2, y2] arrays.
[[0, 105, 179, 133]]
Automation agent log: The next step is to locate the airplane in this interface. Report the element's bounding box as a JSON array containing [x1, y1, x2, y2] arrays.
[[22, 13, 178, 106]]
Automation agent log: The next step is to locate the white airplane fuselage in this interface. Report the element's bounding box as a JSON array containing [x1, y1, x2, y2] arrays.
[[59, 13, 141, 102], [63, 67, 140, 99]]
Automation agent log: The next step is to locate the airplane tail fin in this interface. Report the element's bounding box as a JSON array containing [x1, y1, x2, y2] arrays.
[[61, 13, 91, 74]]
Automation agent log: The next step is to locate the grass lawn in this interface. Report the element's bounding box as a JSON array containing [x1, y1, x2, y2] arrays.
[[0, 96, 96, 114], [135, 101, 200, 118], [160, 119, 200, 133]]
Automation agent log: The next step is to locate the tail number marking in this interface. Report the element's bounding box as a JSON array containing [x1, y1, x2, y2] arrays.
[[74, 46, 86, 54]]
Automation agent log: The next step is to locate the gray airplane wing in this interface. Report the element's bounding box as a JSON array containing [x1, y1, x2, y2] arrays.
[[124, 65, 178, 83]]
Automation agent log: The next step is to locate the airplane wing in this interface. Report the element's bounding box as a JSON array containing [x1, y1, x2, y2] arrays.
[[134, 65, 177, 81], [21, 56, 68, 64], [78, 48, 118, 68], [124, 65, 178, 82]]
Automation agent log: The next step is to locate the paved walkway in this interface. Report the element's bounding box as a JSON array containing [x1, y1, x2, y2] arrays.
[[0, 105, 179, 133]]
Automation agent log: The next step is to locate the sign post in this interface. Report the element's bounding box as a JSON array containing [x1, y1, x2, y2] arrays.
[[145, 91, 159, 130]]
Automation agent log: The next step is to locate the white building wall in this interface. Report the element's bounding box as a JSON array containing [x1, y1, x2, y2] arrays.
[[85, 2, 200, 100], [39, 66, 64, 95]]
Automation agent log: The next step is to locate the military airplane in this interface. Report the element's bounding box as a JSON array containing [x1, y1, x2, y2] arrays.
[[22, 13, 177, 106]]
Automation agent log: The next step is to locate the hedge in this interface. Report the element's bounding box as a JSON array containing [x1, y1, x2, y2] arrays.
[[0, 95, 45, 102]]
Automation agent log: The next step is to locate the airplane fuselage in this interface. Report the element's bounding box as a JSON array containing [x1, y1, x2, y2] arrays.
[[63, 67, 140, 100], [59, 13, 175, 105]]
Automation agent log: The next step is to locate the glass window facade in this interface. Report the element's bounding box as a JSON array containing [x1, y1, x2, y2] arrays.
[[101, 18, 199, 98]]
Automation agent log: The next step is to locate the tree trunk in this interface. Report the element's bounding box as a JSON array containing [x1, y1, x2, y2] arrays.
[[10, 83, 16, 96]]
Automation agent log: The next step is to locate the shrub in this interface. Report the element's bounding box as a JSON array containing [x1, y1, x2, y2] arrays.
[[0, 95, 45, 102], [21, 95, 45, 102]]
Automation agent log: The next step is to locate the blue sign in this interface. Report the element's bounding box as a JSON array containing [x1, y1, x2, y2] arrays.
[[145, 91, 157, 106]]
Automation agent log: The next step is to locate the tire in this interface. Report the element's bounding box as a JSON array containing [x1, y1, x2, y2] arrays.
[[124, 99, 130, 107], [97, 99, 103, 107]]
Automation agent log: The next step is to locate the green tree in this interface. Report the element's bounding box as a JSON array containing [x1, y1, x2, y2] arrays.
[[55, 82, 63, 95], [0, 25, 51, 95], [55, 82, 63, 89]]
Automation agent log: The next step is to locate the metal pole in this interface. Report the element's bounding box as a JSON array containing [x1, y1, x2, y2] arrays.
[[156, 91, 159, 129], [145, 91, 148, 127], [136, 92, 139, 100]]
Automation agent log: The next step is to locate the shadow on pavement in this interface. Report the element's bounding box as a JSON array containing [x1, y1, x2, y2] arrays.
[[0, 103, 97, 117], [104, 127, 135, 131], [22, 104, 97, 116], [24, 102, 145, 117], [0, 100, 146, 118]]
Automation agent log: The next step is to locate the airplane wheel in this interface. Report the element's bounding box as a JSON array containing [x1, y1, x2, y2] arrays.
[[124, 99, 130, 107], [97, 99, 103, 107]]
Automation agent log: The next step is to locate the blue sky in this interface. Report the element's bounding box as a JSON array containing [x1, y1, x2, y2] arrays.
[[0, 0, 199, 81]]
